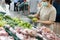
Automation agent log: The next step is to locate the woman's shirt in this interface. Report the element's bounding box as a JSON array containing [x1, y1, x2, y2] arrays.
[[37, 5, 56, 30], [40, 6, 56, 21]]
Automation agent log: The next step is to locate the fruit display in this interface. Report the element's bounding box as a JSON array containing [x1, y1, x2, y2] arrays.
[[12, 17, 32, 29], [0, 13, 32, 29], [0, 13, 60, 40], [4, 26, 44, 40], [0, 25, 60, 40], [0, 27, 14, 40], [2, 25, 60, 40], [36, 26, 60, 40], [4, 27, 20, 40]]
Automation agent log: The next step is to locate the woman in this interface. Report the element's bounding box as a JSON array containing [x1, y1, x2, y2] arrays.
[[33, 0, 56, 30]]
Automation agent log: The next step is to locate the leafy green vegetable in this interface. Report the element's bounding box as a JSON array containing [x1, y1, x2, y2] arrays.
[[0, 20, 6, 27]]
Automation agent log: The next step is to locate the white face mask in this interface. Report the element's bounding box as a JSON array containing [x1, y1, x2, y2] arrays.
[[41, 2, 48, 7]]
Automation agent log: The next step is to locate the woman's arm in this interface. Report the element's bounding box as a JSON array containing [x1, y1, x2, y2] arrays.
[[37, 20, 54, 25]]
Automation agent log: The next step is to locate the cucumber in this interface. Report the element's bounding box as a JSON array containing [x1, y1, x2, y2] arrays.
[[36, 36, 43, 40], [4, 27, 21, 40]]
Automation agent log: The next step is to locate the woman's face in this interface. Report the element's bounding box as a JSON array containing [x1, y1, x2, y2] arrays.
[[41, 0, 50, 7]]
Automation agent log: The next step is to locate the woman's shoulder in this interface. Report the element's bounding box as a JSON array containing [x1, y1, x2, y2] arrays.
[[50, 5, 56, 14], [51, 5, 56, 11]]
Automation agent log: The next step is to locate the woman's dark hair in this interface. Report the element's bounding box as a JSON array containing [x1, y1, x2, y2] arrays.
[[47, 0, 53, 4]]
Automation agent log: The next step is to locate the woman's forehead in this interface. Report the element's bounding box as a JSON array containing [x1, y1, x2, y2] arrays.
[[42, 0, 46, 1]]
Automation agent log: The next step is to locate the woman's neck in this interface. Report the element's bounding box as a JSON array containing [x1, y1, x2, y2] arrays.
[[47, 3, 52, 8]]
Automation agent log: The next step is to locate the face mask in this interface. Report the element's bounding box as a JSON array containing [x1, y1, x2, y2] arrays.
[[41, 2, 48, 7]]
